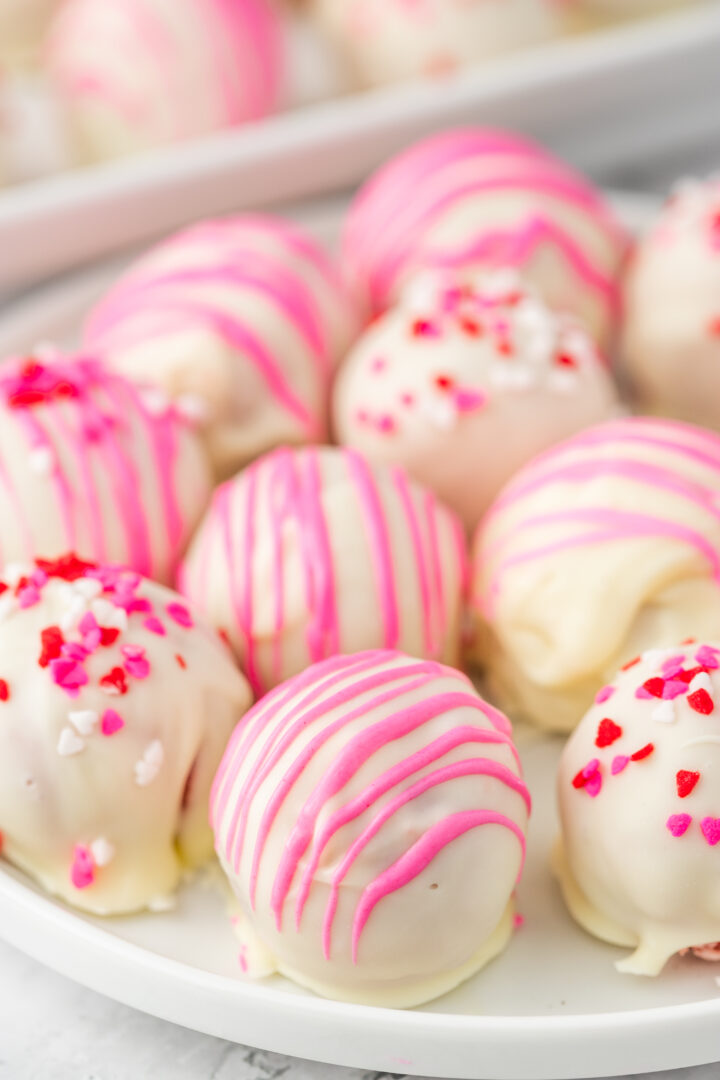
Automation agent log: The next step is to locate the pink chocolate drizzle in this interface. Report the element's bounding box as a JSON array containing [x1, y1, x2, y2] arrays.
[[211, 651, 529, 964]]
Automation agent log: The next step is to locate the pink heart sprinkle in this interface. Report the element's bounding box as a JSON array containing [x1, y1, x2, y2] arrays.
[[70, 845, 95, 890], [101, 709, 124, 736], [453, 387, 486, 413], [662, 679, 688, 700], [124, 657, 150, 680], [611, 755, 630, 775], [595, 685, 615, 705], [584, 772, 602, 798], [167, 602, 193, 629], [143, 616, 166, 637], [661, 654, 686, 675], [635, 687, 653, 700], [696, 645, 720, 669], [50, 657, 89, 695], [667, 814, 692, 838], [18, 586, 40, 609], [701, 817, 720, 846]]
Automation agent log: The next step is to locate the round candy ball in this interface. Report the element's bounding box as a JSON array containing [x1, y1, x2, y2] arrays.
[[46, 0, 283, 162], [0, 555, 251, 914], [0, 352, 211, 583], [85, 216, 361, 479], [623, 177, 720, 430], [557, 640, 720, 975], [471, 416, 720, 732], [333, 272, 620, 531], [179, 446, 468, 696], [342, 128, 630, 345], [212, 649, 530, 1006], [310, 0, 559, 88]]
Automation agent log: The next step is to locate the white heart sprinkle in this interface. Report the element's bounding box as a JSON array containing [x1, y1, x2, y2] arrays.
[[68, 710, 98, 736], [28, 446, 54, 475], [652, 700, 676, 725], [689, 671, 714, 697], [89, 837, 115, 867], [134, 740, 164, 787], [91, 599, 128, 631], [73, 578, 103, 600], [57, 727, 84, 756]]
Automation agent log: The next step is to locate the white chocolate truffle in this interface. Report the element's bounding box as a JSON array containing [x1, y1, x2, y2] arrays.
[[85, 216, 361, 479], [0, 352, 211, 584], [471, 417, 720, 732], [557, 641, 720, 975], [212, 649, 530, 1006], [310, 0, 559, 88], [333, 272, 620, 530], [46, 0, 283, 163], [343, 128, 630, 346], [179, 446, 468, 696], [0, 555, 251, 914], [0, 0, 58, 69], [623, 177, 720, 430]]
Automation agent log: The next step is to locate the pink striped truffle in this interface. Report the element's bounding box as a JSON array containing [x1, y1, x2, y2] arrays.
[[85, 215, 361, 478], [211, 649, 530, 1006], [178, 445, 468, 696], [342, 128, 630, 344], [0, 351, 211, 583], [47, 0, 283, 162], [472, 416, 720, 732]]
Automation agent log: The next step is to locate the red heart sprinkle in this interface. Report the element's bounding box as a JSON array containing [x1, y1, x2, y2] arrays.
[[572, 769, 588, 789], [676, 770, 700, 798], [642, 677, 665, 699], [621, 656, 640, 671], [688, 688, 714, 715], [99, 666, 128, 696], [631, 743, 655, 762], [595, 718, 623, 748], [38, 625, 64, 668], [99, 627, 120, 647], [0, 679, 9, 702]]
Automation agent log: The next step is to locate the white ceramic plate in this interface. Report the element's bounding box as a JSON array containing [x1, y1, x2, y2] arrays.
[[3, 193, 720, 1080], [2, 2, 719, 294]]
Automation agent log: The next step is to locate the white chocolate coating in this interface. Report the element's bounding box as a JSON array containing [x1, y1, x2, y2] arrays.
[[557, 641, 720, 975], [471, 417, 720, 732], [333, 272, 620, 530], [623, 178, 720, 430], [46, 0, 282, 162], [343, 129, 630, 347], [179, 446, 468, 696], [212, 650, 529, 1007], [0, 0, 58, 69], [0, 353, 212, 584], [85, 217, 361, 479], [0, 557, 251, 915], [310, 0, 559, 88]]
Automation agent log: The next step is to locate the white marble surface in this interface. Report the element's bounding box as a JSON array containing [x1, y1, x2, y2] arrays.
[[0, 934, 715, 1080]]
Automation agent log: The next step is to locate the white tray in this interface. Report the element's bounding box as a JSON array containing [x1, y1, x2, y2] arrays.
[[3, 192, 720, 1080], [2, 3, 719, 295]]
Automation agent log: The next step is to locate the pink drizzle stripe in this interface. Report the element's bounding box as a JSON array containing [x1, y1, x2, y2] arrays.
[[391, 467, 434, 655], [268, 694, 517, 931], [89, 261, 331, 377], [344, 450, 400, 650], [294, 727, 524, 937], [350, 810, 526, 963], [224, 659, 430, 876]]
